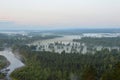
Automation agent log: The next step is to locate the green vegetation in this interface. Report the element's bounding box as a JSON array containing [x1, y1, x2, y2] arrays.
[[0, 73, 6, 79], [1, 33, 120, 80], [0, 55, 9, 79], [101, 63, 120, 80], [10, 45, 120, 80], [73, 37, 120, 47], [0, 55, 9, 69], [0, 33, 60, 48]]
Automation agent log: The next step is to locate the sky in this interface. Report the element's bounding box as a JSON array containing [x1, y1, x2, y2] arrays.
[[0, 0, 120, 30]]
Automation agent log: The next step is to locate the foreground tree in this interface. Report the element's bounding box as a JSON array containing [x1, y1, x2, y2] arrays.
[[101, 62, 120, 80], [81, 66, 97, 80]]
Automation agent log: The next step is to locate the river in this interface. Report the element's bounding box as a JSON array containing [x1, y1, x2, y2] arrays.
[[0, 49, 25, 80]]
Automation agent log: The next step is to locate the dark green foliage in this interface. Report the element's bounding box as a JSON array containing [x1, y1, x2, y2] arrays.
[[0, 55, 9, 79], [81, 66, 97, 80], [1, 33, 120, 80], [10, 45, 120, 80], [0, 33, 60, 48], [73, 37, 120, 47], [0, 73, 6, 79], [0, 55, 9, 69], [101, 62, 120, 80]]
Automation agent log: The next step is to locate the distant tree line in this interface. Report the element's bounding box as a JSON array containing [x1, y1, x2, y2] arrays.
[[0, 33, 60, 48], [73, 37, 120, 47]]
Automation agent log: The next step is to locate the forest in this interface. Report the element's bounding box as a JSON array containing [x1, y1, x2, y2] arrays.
[[0, 33, 60, 48], [73, 37, 120, 47], [1, 33, 120, 80], [0, 55, 9, 79], [10, 45, 120, 80]]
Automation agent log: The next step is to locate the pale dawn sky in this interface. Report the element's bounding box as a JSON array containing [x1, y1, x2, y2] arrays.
[[0, 0, 120, 29]]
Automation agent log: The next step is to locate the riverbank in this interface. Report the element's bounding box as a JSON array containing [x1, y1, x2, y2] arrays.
[[0, 49, 25, 80], [0, 55, 10, 79]]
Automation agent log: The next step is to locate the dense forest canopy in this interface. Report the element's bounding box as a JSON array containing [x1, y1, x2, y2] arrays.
[[10, 45, 120, 80], [73, 37, 120, 47], [1, 32, 120, 80], [0, 33, 60, 47]]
